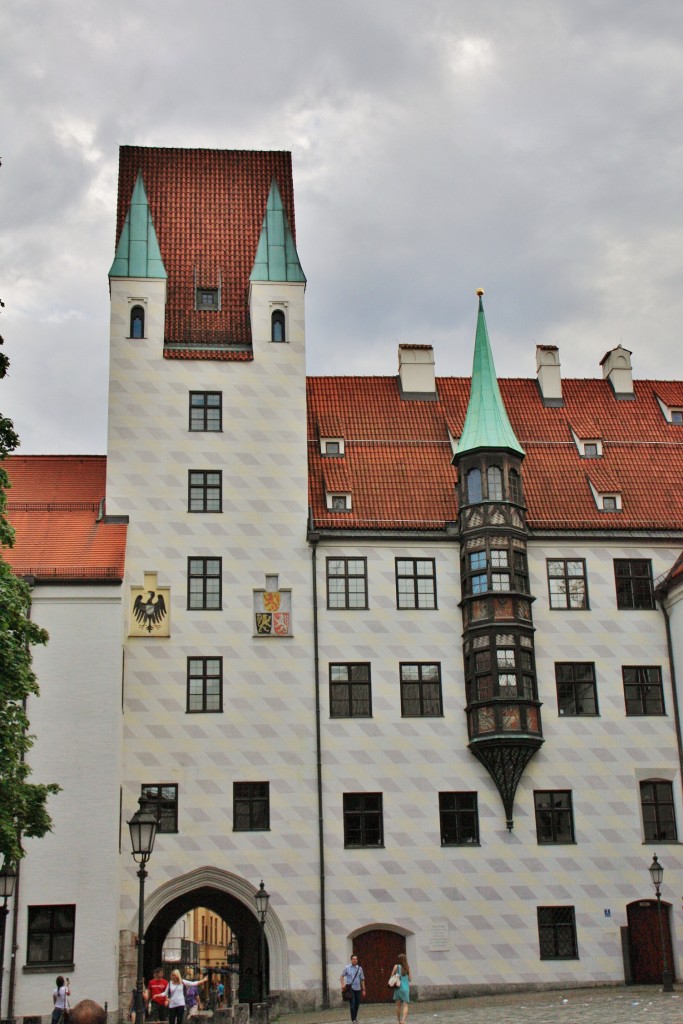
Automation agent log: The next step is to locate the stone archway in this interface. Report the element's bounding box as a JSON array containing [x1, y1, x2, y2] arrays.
[[119, 867, 289, 1010]]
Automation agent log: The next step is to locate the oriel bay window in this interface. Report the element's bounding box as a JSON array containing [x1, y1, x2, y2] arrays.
[[465, 631, 540, 738]]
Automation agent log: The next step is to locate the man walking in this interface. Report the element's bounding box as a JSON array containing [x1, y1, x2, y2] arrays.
[[340, 953, 365, 1024]]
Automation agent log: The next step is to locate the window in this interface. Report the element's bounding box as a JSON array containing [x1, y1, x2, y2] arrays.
[[487, 466, 503, 500], [329, 663, 371, 717], [396, 558, 436, 609], [466, 467, 482, 504], [187, 557, 222, 610], [233, 782, 269, 831], [130, 305, 145, 338], [27, 905, 75, 965], [614, 559, 655, 610], [439, 792, 479, 845], [547, 559, 588, 609], [400, 663, 443, 716], [343, 793, 383, 847], [189, 391, 222, 432], [555, 663, 598, 716], [602, 495, 618, 511], [188, 471, 222, 512], [271, 309, 285, 342], [187, 657, 223, 713], [672, 410, 683, 425], [330, 494, 349, 511], [324, 441, 340, 455], [514, 551, 529, 593], [196, 287, 219, 309], [534, 791, 575, 844], [509, 468, 522, 504], [640, 781, 677, 841], [537, 907, 578, 959], [327, 558, 367, 609], [623, 666, 664, 715], [140, 784, 178, 833], [583, 442, 599, 458]]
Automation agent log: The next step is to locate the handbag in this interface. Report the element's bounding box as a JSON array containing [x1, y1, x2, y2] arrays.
[[388, 964, 401, 988]]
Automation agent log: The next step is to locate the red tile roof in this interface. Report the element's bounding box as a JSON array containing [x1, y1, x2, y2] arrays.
[[307, 376, 683, 533], [3, 457, 126, 582], [116, 147, 296, 356]]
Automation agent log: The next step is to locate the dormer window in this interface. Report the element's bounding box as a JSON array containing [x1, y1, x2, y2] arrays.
[[196, 288, 219, 310], [320, 437, 345, 457], [588, 479, 621, 512], [571, 429, 602, 458], [584, 443, 599, 458], [271, 309, 286, 343], [654, 396, 683, 424], [328, 493, 351, 512], [602, 495, 618, 511], [130, 305, 145, 339]]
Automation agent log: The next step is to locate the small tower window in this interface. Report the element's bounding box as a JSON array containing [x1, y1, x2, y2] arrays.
[[197, 288, 219, 310], [271, 309, 286, 343], [466, 468, 482, 504], [487, 466, 503, 500], [509, 469, 522, 504], [130, 305, 145, 339]]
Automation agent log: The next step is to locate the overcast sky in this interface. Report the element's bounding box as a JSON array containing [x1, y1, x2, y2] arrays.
[[2, 0, 682, 454]]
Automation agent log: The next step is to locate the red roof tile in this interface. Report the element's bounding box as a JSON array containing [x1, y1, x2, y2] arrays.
[[116, 147, 296, 353], [307, 375, 683, 533], [4, 457, 126, 581]]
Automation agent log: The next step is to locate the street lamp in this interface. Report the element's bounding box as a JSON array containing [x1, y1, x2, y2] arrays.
[[129, 800, 159, 1024], [254, 881, 269, 1003], [648, 853, 674, 992], [0, 862, 17, 1019]]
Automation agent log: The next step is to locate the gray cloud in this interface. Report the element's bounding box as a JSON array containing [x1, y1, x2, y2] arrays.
[[2, 0, 682, 452]]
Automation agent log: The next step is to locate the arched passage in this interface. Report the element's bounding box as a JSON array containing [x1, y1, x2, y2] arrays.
[[121, 867, 289, 1001]]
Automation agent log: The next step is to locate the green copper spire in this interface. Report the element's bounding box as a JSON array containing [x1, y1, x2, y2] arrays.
[[250, 178, 306, 283], [109, 172, 166, 279], [456, 291, 524, 456]]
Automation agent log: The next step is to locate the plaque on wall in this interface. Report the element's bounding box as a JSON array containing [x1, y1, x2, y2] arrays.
[[253, 588, 292, 637], [429, 918, 450, 952], [130, 572, 170, 637]]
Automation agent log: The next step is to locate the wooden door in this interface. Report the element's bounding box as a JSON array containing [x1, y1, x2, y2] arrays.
[[353, 930, 405, 1002], [627, 899, 675, 983]]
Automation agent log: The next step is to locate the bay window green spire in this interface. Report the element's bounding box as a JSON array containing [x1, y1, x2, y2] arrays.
[[109, 172, 166, 279], [456, 290, 524, 456]]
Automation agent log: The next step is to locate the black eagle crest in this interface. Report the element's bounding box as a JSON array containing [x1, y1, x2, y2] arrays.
[[133, 591, 167, 633]]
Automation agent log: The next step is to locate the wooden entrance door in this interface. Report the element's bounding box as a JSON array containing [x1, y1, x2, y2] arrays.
[[353, 930, 405, 1002], [627, 899, 675, 983]]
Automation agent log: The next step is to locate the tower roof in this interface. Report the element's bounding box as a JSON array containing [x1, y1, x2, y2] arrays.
[[456, 292, 525, 457], [250, 179, 306, 283], [109, 172, 166, 279]]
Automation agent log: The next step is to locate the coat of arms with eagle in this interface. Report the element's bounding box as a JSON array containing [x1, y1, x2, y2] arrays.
[[130, 573, 170, 636]]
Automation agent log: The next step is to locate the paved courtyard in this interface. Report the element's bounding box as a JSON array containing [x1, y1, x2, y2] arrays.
[[280, 986, 683, 1024]]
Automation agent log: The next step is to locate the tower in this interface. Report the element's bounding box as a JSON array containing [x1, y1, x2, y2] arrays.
[[454, 291, 543, 829]]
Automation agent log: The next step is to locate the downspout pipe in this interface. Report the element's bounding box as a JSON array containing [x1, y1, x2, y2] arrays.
[[309, 511, 329, 1008], [656, 593, 683, 792]]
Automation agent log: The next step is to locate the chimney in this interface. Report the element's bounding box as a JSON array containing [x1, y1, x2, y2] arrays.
[[398, 344, 437, 400], [536, 345, 563, 406], [600, 345, 634, 399]]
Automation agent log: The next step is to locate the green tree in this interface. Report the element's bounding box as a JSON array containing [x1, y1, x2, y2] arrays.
[[0, 304, 60, 864]]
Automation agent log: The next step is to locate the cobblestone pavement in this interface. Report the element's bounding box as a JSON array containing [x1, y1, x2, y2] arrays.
[[278, 986, 683, 1024]]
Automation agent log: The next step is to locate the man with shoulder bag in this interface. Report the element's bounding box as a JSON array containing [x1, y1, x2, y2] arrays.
[[340, 954, 365, 1024]]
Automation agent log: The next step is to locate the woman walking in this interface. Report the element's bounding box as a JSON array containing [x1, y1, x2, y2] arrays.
[[391, 954, 411, 1024], [51, 976, 70, 1024], [163, 969, 207, 1024]]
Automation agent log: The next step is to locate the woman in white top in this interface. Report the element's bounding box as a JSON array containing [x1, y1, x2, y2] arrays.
[[51, 976, 70, 1024], [164, 969, 207, 1024]]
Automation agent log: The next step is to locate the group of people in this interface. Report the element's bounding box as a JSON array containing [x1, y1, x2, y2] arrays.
[[340, 952, 411, 1024], [138, 968, 209, 1024]]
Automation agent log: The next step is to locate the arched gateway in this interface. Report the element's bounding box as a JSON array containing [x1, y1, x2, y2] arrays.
[[119, 867, 289, 1009]]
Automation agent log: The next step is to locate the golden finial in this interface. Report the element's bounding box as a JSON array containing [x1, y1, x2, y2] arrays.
[[476, 288, 484, 296]]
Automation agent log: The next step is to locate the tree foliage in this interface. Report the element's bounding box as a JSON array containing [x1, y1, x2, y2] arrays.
[[0, 302, 60, 864]]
